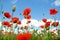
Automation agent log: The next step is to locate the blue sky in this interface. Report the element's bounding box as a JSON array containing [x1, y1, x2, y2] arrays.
[[0, 0, 60, 21]]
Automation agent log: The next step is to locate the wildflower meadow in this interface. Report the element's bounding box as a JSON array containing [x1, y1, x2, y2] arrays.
[[0, 0, 60, 40]]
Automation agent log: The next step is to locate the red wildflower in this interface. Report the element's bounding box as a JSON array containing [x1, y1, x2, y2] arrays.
[[2, 21, 11, 27], [24, 26, 28, 30], [16, 33, 32, 40], [4, 12, 11, 18], [23, 8, 31, 16], [11, 17, 19, 23], [40, 25, 45, 28], [45, 21, 51, 27], [50, 8, 58, 15], [24, 15, 31, 19], [52, 22, 59, 27], [42, 18, 47, 23], [17, 20, 21, 24], [27, 20, 31, 24]]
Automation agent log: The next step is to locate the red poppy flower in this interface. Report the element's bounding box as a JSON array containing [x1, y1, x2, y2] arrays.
[[42, 18, 47, 23], [16, 33, 32, 40], [24, 26, 28, 30], [40, 25, 45, 28], [45, 21, 51, 27], [2, 21, 11, 27], [50, 8, 58, 15], [4, 12, 11, 18], [24, 15, 31, 19], [27, 20, 31, 24], [17, 20, 21, 24], [52, 22, 59, 27], [23, 8, 31, 16], [11, 17, 19, 23]]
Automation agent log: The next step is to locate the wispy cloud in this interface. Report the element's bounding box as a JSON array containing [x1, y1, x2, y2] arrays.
[[11, 0, 18, 4], [54, 0, 60, 6]]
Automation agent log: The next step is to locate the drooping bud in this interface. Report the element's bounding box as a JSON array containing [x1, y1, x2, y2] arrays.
[[12, 5, 16, 12]]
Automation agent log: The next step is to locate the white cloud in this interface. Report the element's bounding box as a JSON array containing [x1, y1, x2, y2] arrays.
[[21, 19, 28, 27], [21, 19, 45, 27], [11, 0, 18, 4], [21, 19, 60, 27], [30, 19, 40, 27], [54, 0, 60, 6]]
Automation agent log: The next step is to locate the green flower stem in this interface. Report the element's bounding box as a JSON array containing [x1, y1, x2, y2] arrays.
[[12, 12, 14, 19]]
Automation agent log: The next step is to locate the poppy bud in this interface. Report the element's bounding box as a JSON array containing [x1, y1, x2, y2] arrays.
[[12, 5, 16, 12]]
